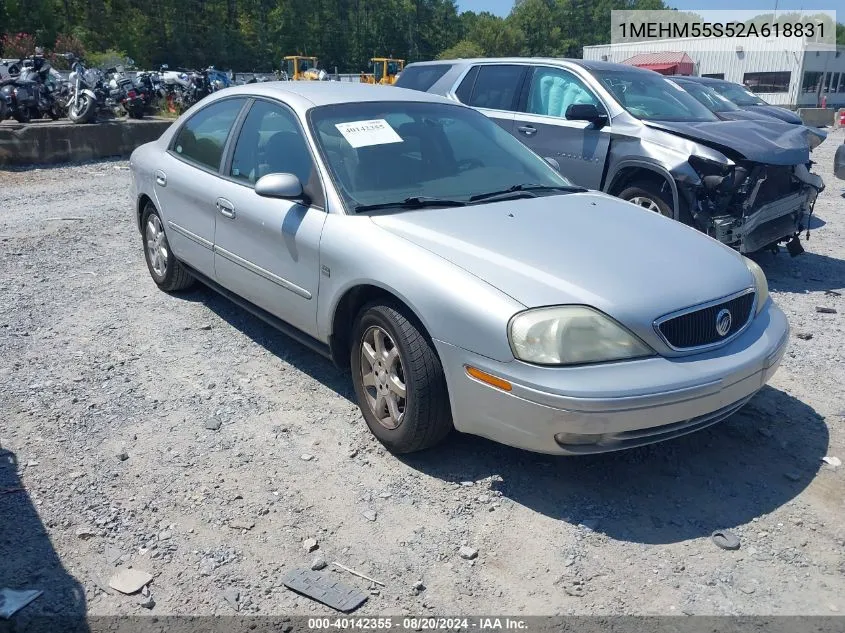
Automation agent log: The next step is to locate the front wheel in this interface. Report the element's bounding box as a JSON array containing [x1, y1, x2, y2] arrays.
[[141, 204, 195, 292], [350, 303, 453, 454], [618, 183, 674, 220], [68, 94, 96, 123]]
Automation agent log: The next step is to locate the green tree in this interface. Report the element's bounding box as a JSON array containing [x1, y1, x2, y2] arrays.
[[437, 38, 484, 59]]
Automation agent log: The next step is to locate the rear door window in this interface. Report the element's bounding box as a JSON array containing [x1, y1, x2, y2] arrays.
[[465, 64, 525, 112], [172, 98, 245, 171], [394, 64, 452, 92]]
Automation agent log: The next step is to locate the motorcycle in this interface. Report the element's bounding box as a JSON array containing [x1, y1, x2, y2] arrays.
[[0, 49, 65, 123], [133, 70, 166, 114], [105, 64, 144, 118], [63, 53, 104, 123], [160, 65, 228, 114]]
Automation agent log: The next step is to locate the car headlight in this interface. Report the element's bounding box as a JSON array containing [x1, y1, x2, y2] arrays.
[[508, 306, 655, 366], [743, 256, 769, 314]]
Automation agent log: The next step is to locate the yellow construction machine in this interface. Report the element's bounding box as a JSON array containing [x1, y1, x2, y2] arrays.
[[360, 57, 404, 85], [283, 56, 320, 81]]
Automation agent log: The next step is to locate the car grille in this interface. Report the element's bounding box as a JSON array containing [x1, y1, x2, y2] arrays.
[[657, 291, 756, 350]]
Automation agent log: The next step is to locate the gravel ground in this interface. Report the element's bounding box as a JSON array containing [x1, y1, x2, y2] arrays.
[[1, 130, 844, 619]]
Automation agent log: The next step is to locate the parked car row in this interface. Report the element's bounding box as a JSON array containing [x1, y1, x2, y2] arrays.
[[129, 70, 802, 458], [395, 58, 827, 257]]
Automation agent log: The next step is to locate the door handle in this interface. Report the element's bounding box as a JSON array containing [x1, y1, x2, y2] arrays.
[[154, 170, 167, 187], [216, 197, 236, 219], [517, 125, 537, 136]]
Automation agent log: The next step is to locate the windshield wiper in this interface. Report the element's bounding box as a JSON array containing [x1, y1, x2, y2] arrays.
[[353, 196, 467, 213], [468, 183, 586, 203]]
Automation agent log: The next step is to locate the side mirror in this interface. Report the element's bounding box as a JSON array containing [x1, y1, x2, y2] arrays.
[[544, 157, 560, 171], [565, 103, 608, 128], [161, 64, 169, 70], [255, 173, 304, 200]]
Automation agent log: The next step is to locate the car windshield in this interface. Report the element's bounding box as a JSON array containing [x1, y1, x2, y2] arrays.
[[674, 81, 740, 113], [592, 69, 718, 122], [308, 101, 575, 212], [711, 82, 768, 106]]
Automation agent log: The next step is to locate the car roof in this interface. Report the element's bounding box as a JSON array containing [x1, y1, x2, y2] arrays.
[[212, 81, 453, 108], [674, 75, 728, 86], [406, 57, 656, 74]]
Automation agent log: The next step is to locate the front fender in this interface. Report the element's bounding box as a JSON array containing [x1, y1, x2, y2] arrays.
[[78, 88, 97, 100], [317, 214, 525, 363], [605, 158, 682, 216]]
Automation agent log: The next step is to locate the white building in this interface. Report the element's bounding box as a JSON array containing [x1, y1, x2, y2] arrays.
[[583, 38, 845, 109]]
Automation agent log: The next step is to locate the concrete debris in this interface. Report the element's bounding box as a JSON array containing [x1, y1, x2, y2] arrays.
[[108, 568, 153, 595]]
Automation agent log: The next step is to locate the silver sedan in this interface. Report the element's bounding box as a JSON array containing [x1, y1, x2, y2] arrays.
[[129, 82, 789, 455]]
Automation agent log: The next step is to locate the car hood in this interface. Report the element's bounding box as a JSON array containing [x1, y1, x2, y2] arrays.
[[644, 119, 814, 165], [743, 104, 804, 125], [370, 193, 753, 331]]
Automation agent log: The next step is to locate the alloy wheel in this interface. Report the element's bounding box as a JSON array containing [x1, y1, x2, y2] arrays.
[[628, 196, 661, 213], [360, 325, 406, 430], [145, 214, 168, 277]]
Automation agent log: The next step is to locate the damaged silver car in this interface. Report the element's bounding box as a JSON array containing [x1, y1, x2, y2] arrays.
[[399, 58, 825, 254]]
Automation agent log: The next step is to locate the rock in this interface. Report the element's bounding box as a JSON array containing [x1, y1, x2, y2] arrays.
[[310, 556, 327, 571], [459, 546, 478, 560], [109, 568, 153, 594], [75, 526, 97, 540], [303, 538, 319, 552], [68, 471, 86, 480], [711, 530, 741, 551], [563, 579, 585, 597], [579, 519, 600, 532], [198, 324, 212, 331], [784, 472, 802, 482], [223, 587, 240, 611], [204, 419, 222, 431], [228, 518, 255, 531], [460, 481, 474, 487], [105, 545, 123, 564], [737, 583, 756, 595], [796, 332, 813, 340], [158, 530, 172, 541], [412, 580, 426, 593], [815, 306, 837, 314], [362, 510, 377, 522], [138, 595, 155, 609], [198, 557, 216, 576], [116, 451, 129, 462], [822, 456, 841, 469], [347, 449, 358, 458], [300, 453, 314, 461]]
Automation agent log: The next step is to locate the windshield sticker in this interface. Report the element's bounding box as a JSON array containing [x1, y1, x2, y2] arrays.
[[335, 119, 403, 149]]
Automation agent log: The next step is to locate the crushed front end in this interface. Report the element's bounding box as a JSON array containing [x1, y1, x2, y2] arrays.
[[681, 156, 824, 254]]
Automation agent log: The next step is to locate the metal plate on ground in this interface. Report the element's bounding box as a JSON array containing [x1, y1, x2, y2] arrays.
[[282, 569, 367, 612]]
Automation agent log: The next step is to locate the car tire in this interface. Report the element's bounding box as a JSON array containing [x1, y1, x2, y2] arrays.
[[141, 203, 195, 292], [350, 302, 453, 454], [619, 184, 675, 220]]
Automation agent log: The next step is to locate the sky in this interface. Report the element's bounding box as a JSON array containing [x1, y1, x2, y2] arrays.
[[455, 0, 839, 18]]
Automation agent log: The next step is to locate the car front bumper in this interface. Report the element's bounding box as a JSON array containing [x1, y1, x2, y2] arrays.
[[434, 300, 789, 455]]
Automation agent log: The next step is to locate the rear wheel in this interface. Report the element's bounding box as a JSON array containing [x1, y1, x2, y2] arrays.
[[141, 204, 195, 292], [350, 302, 452, 453], [12, 107, 30, 124]]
